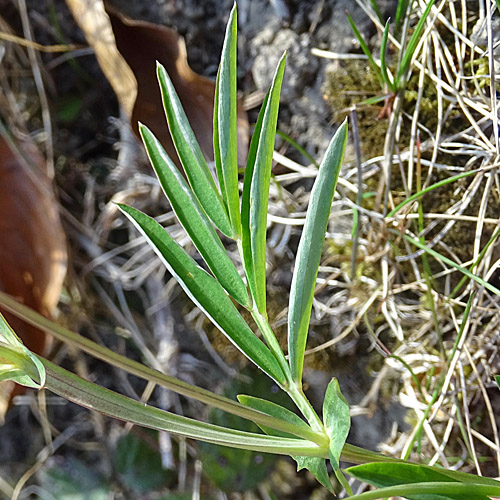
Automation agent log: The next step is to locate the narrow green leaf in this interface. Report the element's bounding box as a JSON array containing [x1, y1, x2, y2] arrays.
[[396, 0, 437, 87], [118, 204, 285, 385], [400, 232, 500, 297], [36, 357, 324, 457], [346, 463, 494, 500], [360, 94, 393, 106], [395, 0, 410, 26], [346, 13, 384, 88], [214, 4, 241, 236], [0, 313, 27, 348], [495, 375, 500, 390], [0, 343, 43, 389], [369, 0, 384, 22], [334, 467, 353, 496], [238, 395, 332, 491], [432, 466, 500, 488], [386, 168, 481, 218], [139, 124, 249, 307], [380, 20, 395, 92], [241, 53, 287, 314], [0, 290, 302, 436], [156, 63, 232, 237], [288, 120, 348, 382], [323, 378, 350, 471], [0, 314, 45, 388], [213, 68, 225, 211], [241, 89, 269, 310], [344, 483, 500, 500], [237, 395, 315, 440]]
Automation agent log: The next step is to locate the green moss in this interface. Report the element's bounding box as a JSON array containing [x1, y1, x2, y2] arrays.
[[324, 60, 388, 160]]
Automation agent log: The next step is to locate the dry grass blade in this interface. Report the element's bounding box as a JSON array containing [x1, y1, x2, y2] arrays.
[[64, 0, 137, 116]]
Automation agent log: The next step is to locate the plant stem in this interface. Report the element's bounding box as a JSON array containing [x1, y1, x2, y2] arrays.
[[287, 382, 325, 434], [249, 306, 325, 434], [250, 305, 291, 381]]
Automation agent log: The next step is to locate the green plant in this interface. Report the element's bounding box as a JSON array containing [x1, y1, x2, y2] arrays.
[[347, 0, 439, 217], [1, 3, 500, 498], [347, 0, 436, 97]]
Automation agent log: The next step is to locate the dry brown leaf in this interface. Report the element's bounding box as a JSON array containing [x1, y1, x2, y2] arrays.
[[64, 0, 248, 165], [64, 0, 137, 117], [106, 7, 248, 165], [0, 136, 67, 420]]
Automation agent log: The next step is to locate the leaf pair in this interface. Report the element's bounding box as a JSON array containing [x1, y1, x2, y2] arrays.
[[239, 377, 350, 493]]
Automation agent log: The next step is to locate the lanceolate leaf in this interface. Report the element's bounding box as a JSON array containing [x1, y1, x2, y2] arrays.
[[214, 4, 240, 236], [395, 0, 410, 25], [140, 124, 249, 307], [323, 378, 350, 470], [241, 90, 269, 307], [380, 20, 395, 92], [241, 53, 286, 314], [237, 395, 317, 441], [32, 356, 324, 458], [118, 204, 285, 385], [238, 395, 332, 491], [346, 462, 495, 500], [288, 120, 347, 382], [156, 63, 232, 237], [0, 290, 315, 439]]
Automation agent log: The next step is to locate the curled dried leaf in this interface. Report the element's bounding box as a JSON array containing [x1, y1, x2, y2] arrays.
[[0, 136, 67, 420], [106, 6, 249, 166]]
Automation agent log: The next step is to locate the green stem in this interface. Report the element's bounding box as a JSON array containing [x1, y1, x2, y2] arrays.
[[0, 295, 419, 466], [287, 383, 325, 434], [251, 306, 291, 382], [249, 308, 324, 433]]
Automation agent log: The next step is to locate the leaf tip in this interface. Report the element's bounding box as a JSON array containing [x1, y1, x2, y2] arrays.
[[138, 122, 151, 143], [115, 202, 132, 216], [156, 60, 165, 73]]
